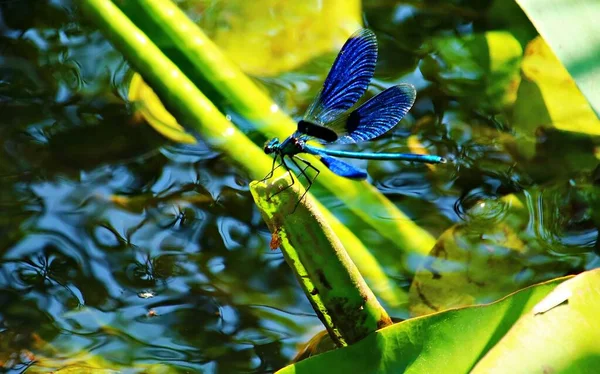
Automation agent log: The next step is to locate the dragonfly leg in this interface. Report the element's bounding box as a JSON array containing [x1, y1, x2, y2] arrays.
[[267, 156, 295, 200], [260, 155, 280, 182], [294, 156, 320, 180], [289, 156, 318, 211]]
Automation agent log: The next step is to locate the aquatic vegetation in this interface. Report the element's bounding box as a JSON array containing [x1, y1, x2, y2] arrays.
[[1, 0, 599, 372]]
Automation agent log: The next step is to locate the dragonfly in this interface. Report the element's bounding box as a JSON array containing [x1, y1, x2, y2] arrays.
[[262, 29, 445, 202]]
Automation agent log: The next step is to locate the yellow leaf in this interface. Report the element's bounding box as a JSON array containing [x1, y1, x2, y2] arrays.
[[201, 0, 362, 76], [512, 36, 600, 158]]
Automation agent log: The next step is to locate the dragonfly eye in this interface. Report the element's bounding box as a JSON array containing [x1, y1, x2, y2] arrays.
[[264, 138, 279, 154]]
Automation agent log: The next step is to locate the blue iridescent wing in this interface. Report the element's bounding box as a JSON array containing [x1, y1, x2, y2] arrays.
[[328, 84, 417, 144], [303, 29, 378, 127], [318, 154, 368, 180]]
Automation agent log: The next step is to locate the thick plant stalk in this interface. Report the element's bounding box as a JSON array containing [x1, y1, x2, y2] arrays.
[[117, 0, 438, 257], [81, 0, 407, 308], [251, 174, 393, 346]]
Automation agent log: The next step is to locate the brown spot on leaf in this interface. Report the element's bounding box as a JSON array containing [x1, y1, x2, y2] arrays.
[[542, 365, 555, 374], [269, 232, 281, 250]]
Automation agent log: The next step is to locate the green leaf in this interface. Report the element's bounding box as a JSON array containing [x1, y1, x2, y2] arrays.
[[472, 270, 600, 373], [278, 269, 600, 374], [515, 0, 600, 117], [420, 31, 522, 111]]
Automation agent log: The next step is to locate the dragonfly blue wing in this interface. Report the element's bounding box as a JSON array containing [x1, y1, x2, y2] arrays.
[[318, 154, 368, 180], [330, 84, 417, 144], [303, 29, 378, 127]]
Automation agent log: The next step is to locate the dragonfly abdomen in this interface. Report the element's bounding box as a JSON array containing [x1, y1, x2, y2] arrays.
[[304, 145, 445, 164]]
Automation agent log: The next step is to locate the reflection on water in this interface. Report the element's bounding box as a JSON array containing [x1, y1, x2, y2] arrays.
[[1, 0, 598, 372]]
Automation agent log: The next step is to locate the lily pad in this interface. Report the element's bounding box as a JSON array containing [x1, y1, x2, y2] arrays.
[[409, 176, 599, 316]]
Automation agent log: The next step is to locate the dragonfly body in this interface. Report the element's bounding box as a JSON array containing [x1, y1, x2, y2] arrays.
[[264, 132, 444, 164], [262, 29, 445, 201]]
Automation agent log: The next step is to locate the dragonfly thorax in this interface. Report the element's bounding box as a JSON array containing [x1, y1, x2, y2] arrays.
[[279, 136, 305, 156], [264, 136, 305, 156]]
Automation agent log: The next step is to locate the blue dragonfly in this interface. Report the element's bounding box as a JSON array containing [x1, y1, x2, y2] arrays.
[[262, 29, 445, 201]]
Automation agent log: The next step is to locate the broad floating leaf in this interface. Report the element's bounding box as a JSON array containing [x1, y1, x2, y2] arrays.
[[472, 270, 600, 373], [410, 177, 599, 316], [278, 270, 600, 373]]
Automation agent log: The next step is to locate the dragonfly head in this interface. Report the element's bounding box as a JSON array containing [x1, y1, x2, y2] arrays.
[[264, 138, 280, 154]]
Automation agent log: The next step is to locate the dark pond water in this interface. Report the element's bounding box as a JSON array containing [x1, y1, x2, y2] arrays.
[[1, 0, 599, 372]]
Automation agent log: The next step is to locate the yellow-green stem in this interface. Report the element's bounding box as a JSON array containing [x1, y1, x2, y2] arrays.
[[251, 174, 392, 345]]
